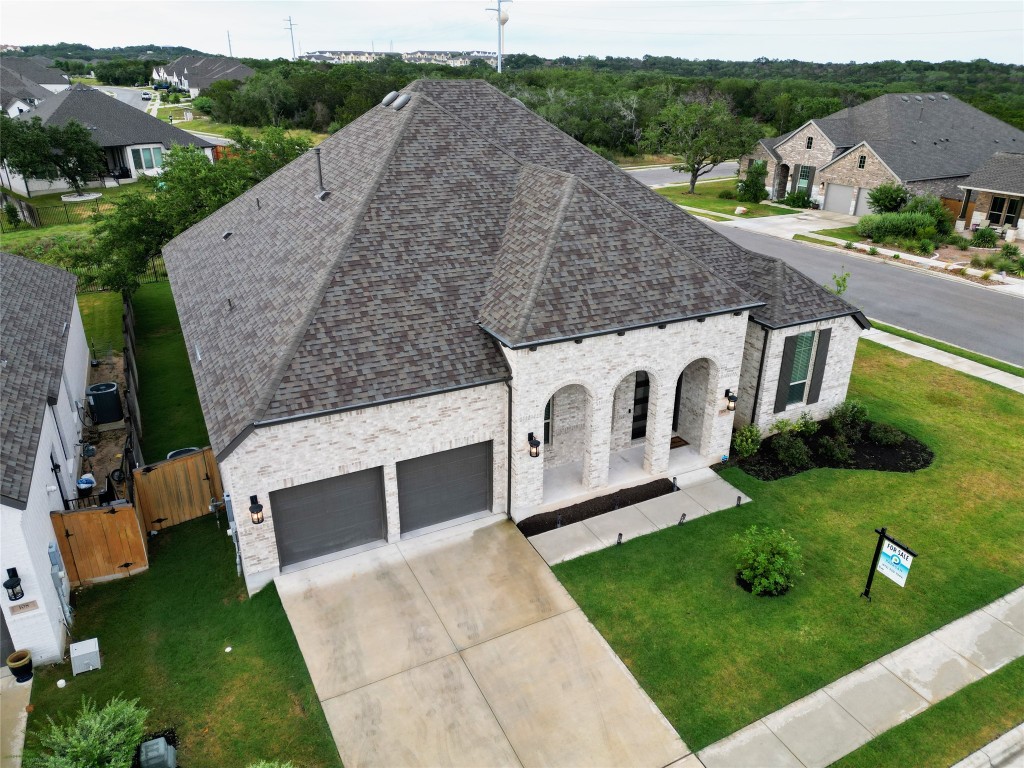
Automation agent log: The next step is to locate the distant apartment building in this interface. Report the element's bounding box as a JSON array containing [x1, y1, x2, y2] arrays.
[[299, 49, 497, 68]]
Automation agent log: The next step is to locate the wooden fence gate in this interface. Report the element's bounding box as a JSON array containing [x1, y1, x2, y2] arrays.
[[133, 447, 223, 532], [51, 504, 149, 587]]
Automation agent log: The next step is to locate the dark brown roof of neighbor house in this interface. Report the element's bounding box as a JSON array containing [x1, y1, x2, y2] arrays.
[[958, 152, 1024, 197], [0, 253, 78, 508], [163, 79, 863, 457]]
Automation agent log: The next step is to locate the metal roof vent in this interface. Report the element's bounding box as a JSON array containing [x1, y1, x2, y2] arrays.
[[318, 189, 331, 201], [927, 95, 936, 101], [914, 95, 923, 102], [392, 94, 411, 111], [380, 91, 399, 106], [900, 96, 909, 102], [942, 94, 950, 100], [222, 231, 232, 240]]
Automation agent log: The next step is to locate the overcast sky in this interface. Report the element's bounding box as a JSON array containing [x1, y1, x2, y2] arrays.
[[2, 0, 1022, 65]]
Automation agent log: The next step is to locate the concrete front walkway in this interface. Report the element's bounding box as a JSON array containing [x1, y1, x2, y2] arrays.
[[0, 667, 31, 768], [529, 467, 750, 566], [697, 586, 1024, 768], [277, 517, 689, 767], [862, 328, 1024, 394]]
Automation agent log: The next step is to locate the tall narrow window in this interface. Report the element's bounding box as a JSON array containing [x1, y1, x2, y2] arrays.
[[543, 399, 552, 445], [988, 197, 1006, 225], [858, 155, 866, 169], [787, 332, 815, 404], [1005, 199, 1021, 227], [805, 136, 814, 149], [131, 148, 143, 170], [632, 372, 649, 440], [796, 166, 813, 193]]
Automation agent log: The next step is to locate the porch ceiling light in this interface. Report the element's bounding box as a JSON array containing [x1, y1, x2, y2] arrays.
[[3, 568, 24, 602], [725, 388, 738, 411], [528, 432, 541, 458], [248, 495, 265, 525]]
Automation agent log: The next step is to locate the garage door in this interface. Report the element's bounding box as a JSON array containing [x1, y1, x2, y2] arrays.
[[397, 441, 492, 534], [270, 467, 386, 567], [823, 183, 855, 214], [854, 187, 872, 216]]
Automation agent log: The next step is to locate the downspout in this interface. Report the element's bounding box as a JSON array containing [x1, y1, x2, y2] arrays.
[[749, 326, 770, 426], [504, 379, 513, 521]]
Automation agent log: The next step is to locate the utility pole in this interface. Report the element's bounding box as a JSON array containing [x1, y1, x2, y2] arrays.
[[226, 30, 233, 58], [284, 16, 297, 61], [485, 0, 511, 73]]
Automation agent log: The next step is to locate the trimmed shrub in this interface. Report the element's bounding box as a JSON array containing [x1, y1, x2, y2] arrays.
[[829, 400, 868, 443], [32, 696, 148, 768], [192, 95, 214, 114], [734, 525, 804, 597], [903, 194, 954, 236], [732, 424, 762, 460], [718, 188, 737, 199], [947, 234, 970, 250], [4, 201, 20, 229], [781, 190, 813, 208], [867, 246, 879, 255], [736, 160, 768, 203], [1011, 258, 1024, 278], [856, 212, 935, 242], [867, 182, 911, 213], [869, 422, 907, 446], [818, 434, 854, 465], [1000, 242, 1022, 259], [917, 239, 935, 256], [972, 227, 999, 248], [773, 431, 812, 469], [795, 412, 820, 437], [844, 241, 855, 249]]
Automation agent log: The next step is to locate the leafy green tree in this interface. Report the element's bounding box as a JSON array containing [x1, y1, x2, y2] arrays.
[[642, 94, 765, 193], [867, 181, 911, 213], [736, 160, 768, 203], [0, 116, 106, 194]]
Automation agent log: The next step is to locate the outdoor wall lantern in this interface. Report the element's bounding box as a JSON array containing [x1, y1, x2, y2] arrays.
[[249, 495, 265, 525], [725, 389, 738, 412], [528, 432, 541, 458], [3, 568, 24, 602]]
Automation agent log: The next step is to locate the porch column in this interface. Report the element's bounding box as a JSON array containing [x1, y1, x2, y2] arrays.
[[643, 377, 673, 475], [583, 395, 612, 490]]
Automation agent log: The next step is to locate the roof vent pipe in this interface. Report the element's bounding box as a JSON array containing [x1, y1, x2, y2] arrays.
[[313, 147, 325, 192], [381, 91, 399, 106], [393, 94, 411, 111]]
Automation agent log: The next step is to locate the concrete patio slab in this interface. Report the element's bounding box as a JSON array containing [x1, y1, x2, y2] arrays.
[[322, 653, 521, 768], [635, 490, 709, 528], [582, 504, 659, 547], [400, 520, 576, 650], [762, 689, 873, 768], [698, 720, 802, 768], [682, 477, 750, 513], [528, 521, 604, 566], [879, 634, 985, 703], [932, 610, 1024, 674], [1, 667, 31, 768], [982, 587, 1024, 635], [276, 545, 455, 701], [823, 661, 928, 735], [462, 608, 687, 768]]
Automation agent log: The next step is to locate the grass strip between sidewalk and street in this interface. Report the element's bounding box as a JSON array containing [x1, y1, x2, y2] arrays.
[[793, 233, 844, 248], [869, 321, 1024, 378], [833, 657, 1024, 768], [554, 339, 1024, 751]]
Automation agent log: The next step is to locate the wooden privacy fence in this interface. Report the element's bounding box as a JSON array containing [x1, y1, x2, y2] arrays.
[[51, 504, 149, 587], [133, 447, 223, 532]]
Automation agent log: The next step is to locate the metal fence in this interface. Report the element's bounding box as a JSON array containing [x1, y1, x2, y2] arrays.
[[0, 195, 116, 232]]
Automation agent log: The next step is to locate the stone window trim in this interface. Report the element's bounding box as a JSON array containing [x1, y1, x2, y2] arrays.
[[858, 155, 866, 169], [806, 136, 814, 150], [773, 328, 833, 413]]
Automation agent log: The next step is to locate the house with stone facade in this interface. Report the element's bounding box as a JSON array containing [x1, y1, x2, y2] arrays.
[[164, 80, 868, 594], [1, 254, 88, 665], [739, 93, 1024, 217], [956, 152, 1023, 240]]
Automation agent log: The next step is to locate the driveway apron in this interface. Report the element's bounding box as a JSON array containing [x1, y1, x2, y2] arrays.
[[277, 517, 688, 767]]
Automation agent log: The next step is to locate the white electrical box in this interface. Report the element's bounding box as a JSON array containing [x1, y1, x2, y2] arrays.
[[70, 638, 101, 675]]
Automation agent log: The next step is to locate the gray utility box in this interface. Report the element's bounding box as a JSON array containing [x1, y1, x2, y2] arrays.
[[140, 736, 177, 768], [70, 638, 101, 675]]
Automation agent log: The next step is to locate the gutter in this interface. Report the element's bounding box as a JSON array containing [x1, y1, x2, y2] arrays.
[[504, 380, 513, 520], [752, 308, 871, 332]]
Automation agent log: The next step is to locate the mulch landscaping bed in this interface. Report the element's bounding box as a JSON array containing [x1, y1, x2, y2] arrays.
[[517, 478, 675, 537], [739, 420, 933, 481]]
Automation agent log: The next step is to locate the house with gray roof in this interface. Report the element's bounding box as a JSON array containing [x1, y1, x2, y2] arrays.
[[1, 253, 88, 664], [739, 93, 1024, 217], [151, 55, 254, 98], [2, 84, 214, 196], [0, 57, 70, 94], [0, 63, 54, 117], [956, 152, 1024, 238], [164, 80, 868, 594]]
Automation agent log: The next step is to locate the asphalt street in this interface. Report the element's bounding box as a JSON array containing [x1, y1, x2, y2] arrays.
[[625, 161, 737, 187], [100, 85, 149, 111], [717, 227, 1024, 365]]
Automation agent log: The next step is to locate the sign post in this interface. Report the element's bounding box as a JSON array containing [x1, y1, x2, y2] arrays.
[[861, 527, 918, 600]]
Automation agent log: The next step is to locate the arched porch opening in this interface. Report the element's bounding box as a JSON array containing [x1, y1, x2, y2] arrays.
[[775, 164, 791, 200], [672, 358, 717, 458], [540, 383, 593, 504]]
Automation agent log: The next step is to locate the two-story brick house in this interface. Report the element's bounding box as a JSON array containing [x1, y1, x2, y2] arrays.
[[164, 80, 868, 594]]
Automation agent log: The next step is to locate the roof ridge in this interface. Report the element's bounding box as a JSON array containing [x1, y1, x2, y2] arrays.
[[252, 97, 419, 423], [512, 170, 578, 341]]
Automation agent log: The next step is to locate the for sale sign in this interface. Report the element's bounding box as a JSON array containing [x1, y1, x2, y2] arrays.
[[876, 539, 914, 587]]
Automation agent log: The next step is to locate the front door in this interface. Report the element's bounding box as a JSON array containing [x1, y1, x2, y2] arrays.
[[632, 372, 649, 440]]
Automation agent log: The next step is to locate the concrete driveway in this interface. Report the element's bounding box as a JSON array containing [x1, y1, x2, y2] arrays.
[[717, 209, 859, 238], [277, 517, 688, 767]]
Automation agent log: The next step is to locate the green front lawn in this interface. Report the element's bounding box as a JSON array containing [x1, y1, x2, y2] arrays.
[[834, 657, 1024, 768], [132, 282, 209, 461], [813, 225, 862, 242], [77, 291, 123, 354], [555, 340, 1024, 751], [658, 179, 799, 217], [26, 516, 341, 768]]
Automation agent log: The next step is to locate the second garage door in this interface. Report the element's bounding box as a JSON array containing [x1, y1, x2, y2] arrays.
[[270, 467, 386, 568], [397, 441, 492, 535], [854, 187, 872, 216], [823, 183, 855, 214]]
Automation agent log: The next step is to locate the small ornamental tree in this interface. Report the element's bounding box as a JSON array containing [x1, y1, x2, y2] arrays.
[[734, 525, 804, 596], [867, 181, 911, 214], [736, 160, 768, 203]]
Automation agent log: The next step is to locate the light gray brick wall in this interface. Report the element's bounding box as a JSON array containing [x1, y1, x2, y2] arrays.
[[502, 312, 747, 519], [543, 385, 588, 468], [220, 383, 508, 594]]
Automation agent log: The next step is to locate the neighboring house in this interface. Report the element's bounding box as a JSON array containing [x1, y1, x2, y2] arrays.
[[0, 63, 53, 116], [956, 152, 1023, 239], [299, 50, 497, 67], [1, 84, 214, 197], [1, 254, 88, 664], [151, 55, 254, 98], [739, 93, 1024, 216], [163, 79, 868, 595], [0, 57, 70, 93]]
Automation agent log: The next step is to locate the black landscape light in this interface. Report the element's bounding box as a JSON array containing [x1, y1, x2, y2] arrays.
[[4, 568, 24, 602], [249, 495, 265, 525], [725, 389, 738, 412], [528, 432, 541, 458]]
